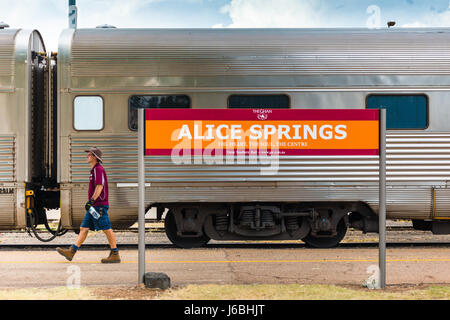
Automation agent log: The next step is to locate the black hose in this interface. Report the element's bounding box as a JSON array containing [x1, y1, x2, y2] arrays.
[[29, 210, 68, 242], [44, 217, 68, 236]]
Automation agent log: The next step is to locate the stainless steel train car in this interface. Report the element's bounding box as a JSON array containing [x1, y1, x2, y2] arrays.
[[0, 27, 59, 238], [3, 26, 450, 247]]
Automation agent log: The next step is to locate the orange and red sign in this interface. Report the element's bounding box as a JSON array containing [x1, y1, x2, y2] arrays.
[[145, 109, 379, 156]]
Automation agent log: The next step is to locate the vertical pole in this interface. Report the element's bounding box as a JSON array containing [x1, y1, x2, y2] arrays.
[[379, 109, 387, 289], [138, 108, 146, 284]]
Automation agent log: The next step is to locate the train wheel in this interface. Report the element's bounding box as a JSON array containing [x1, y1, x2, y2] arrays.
[[302, 219, 347, 248], [164, 210, 210, 249]]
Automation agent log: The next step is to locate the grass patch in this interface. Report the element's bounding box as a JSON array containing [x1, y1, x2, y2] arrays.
[[0, 287, 97, 300], [427, 286, 450, 299], [1, 284, 449, 300], [157, 284, 447, 300]]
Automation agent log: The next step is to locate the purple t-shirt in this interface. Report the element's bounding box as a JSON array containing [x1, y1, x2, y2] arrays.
[[88, 163, 109, 206]]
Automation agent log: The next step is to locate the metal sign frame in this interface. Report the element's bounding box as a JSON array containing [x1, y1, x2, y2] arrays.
[[138, 108, 145, 283], [379, 109, 387, 289], [137, 108, 387, 288]]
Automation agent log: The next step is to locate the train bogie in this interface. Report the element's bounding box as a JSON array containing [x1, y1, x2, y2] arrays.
[[154, 201, 380, 248]]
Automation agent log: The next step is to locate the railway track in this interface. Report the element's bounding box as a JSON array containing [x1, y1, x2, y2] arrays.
[[2, 221, 449, 249], [3, 219, 417, 233], [0, 226, 417, 235]]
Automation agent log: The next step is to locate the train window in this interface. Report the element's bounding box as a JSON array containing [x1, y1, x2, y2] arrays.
[[128, 95, 191, 131], [367, 95, 428, 129], [228, 95, 290, 109], [73, 96, 104, 131]]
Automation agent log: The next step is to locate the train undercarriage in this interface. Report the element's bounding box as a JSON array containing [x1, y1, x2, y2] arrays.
[[23, 196, 450, 245], [155, 201, 380, 249]]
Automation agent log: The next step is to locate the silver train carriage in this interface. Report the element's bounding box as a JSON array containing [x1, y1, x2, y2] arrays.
[[0, 27, 58, 238], [5, 26, 450, 247]]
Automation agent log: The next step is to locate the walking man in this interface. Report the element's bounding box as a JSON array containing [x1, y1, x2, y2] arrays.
[[56, 147, 120, 263]]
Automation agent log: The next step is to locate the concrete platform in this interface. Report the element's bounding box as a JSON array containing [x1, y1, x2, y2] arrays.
[[0, 246, 449, 288]]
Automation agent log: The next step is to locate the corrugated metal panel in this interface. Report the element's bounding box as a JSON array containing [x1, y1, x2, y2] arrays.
[[69, 133, 438, 218], [434, 189, 450, 218], [70, 29, 450, 77], [69, 184, 430, 221], [70, 133, 450, 184], [146, 186, 431, 219], [0, 136, 16, 226], [0, 135, 15, 182], [0, 29, 17, 77], [70, 135, 138, 183], [0, 192, 15, 227], [70, 186, 137, 228]]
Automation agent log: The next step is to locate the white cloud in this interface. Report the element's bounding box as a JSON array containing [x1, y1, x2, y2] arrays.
[[402, 5, 450, 27], [0, 0, 165, 51], [220, 4, 231, 14], [0, 0, 66, 51], [220, 0, 328, 28], [402, 21, 429, 28], [76, 0, 165, 28]]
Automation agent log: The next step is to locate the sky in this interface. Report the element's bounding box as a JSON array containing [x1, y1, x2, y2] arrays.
[[1, 0, 450, 51]]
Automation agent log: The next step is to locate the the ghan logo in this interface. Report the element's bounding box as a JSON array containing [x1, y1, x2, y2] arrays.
[[257, 114, 268, 120], [144, 109, 380, 157], [253, 109, 272, 120]]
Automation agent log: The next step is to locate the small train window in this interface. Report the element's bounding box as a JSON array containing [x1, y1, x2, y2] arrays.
[[128, 95, 191, 131], [74, 96, 104, 131], [366, 94, 428, 130], [228, 95, 290, 109]]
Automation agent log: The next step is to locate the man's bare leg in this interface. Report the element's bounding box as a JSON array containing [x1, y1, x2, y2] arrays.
[[103, 229, 117, 249], [75, 227, 90, 248]]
